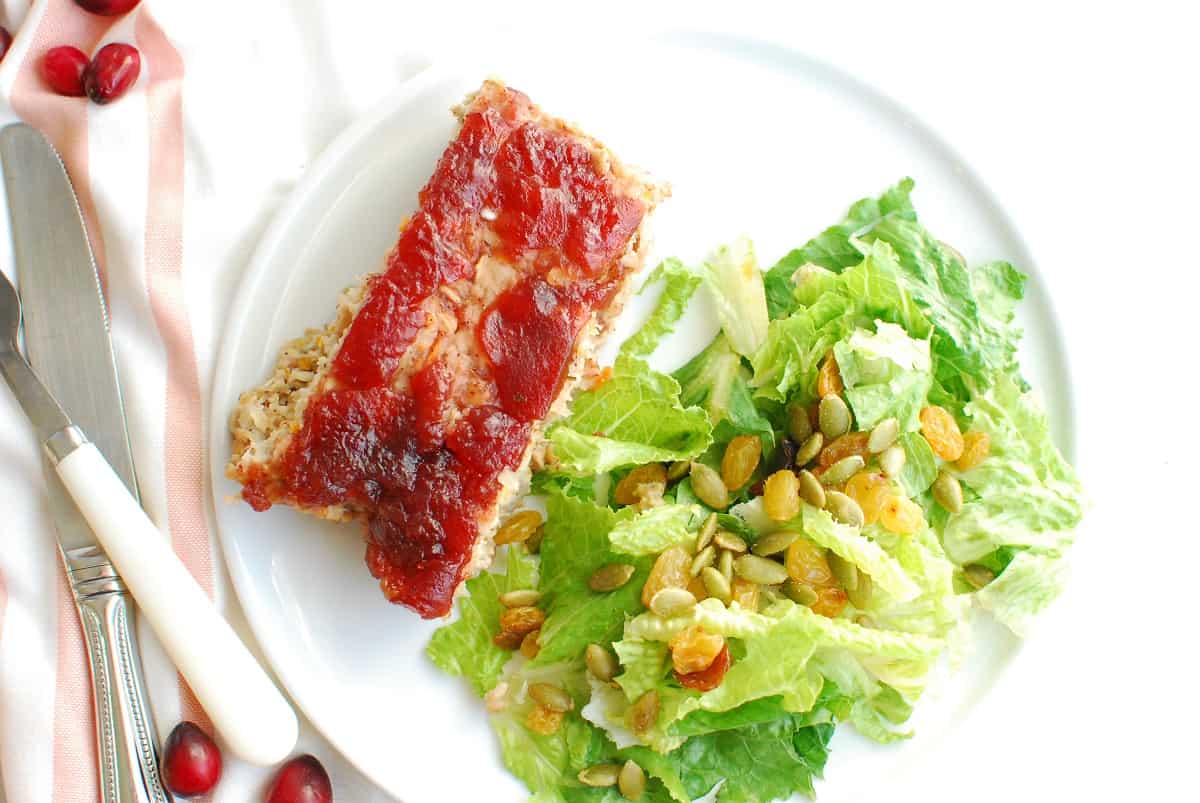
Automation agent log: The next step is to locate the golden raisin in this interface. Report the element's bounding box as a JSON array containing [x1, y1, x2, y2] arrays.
[[526, 704, 564, 735], [817, 432, 871, 469], [731, 577, 760, 612], [669, 626, 726, 675], [721, 435, 762, 490], [493, 630, 524, 650], [614, 464, 668, 506], [687, 574, 710, 602], [955, 431, 991, 471], [817, 351, 844, 397], [520, 629, 541, 659], [844, 471, 893, 525], [879, 494, 926, 535], [499, 606, 545, 637], [763, 469, 801, 521], [919, 406, 965, 461], [810, 585, 849, 618], [495, 510, 543, 545], [785, 539, 835, 586], [641, 545, 691, 607]]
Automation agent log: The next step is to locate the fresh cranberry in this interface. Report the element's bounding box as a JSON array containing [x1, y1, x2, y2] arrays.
[[161, 722, 222, 797], [0, 27, 12, 63], [83, 43, 140, 105], [41, 46, 90, 97], [265, 755, 333, 803], [73, 0, 142, 15]]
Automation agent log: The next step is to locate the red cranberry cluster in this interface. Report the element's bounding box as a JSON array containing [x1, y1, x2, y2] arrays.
[[162, 722, 334, 802], [0, 1, 145, 104]]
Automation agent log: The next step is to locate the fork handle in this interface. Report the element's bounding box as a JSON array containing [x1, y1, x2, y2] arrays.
[[48, 429, 299, 766], [64, 548, 173, 803]]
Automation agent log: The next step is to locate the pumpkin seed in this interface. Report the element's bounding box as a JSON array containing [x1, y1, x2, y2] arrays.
[[964, 564, 996, 589], [578, 764, 621, 787], [520, 630, 541, 659], [689, 462, 729, 509], [787, 403, 813, 443], [868, 417, 900, 453], [696, 512, 719, 551], [751, 530, 800, 557], [718, 549, 734, 582], [667, 460, 692, 481], [627, 690, 660, 734], [713, 530, 748, 554], [782, 580, 819, 606], [827, 552, 859, 592], [589, 563, 636, 592], [847, 571, 873, 609], [585, 643, 619, 682], [529, 682, 574, 713], [689, 545, 716, 576], [878, 444, 906, 478], [821, 455, 865, 486], [798, 469, 826, 508], [794, 432, 824, 466], [701, 566, 732, 603], [650, 587, 698, 618], [825, 491, 865, 527], [618, 760, 646, 801], [932, 471, 964, 513], [498, 589, 541, 608], [818, 394, 852, 439], [734, 554, 790, 585]]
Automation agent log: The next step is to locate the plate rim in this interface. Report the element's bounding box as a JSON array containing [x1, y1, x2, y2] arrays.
[[206, 31, 1078, 798]]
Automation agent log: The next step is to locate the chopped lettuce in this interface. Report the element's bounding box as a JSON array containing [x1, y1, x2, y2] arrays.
[[426, 547, 538, 696], [546, 355, 712, 475], [429, 177, 1084, 803], [608, 504, 701, 556], [534, 492, 652, 665], [702, 237, 769, 357], [620, 258, 704, 360], [941, 373, 1084, 565]]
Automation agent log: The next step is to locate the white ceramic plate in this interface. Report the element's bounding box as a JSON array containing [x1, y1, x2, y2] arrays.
[[209, 33, 1074, 802]]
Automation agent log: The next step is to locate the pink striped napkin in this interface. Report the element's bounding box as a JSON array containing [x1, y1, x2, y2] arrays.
[[0, 1, 424, 800]]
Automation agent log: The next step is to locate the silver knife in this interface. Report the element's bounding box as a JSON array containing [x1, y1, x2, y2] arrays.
[[1, 124, 172, 803]]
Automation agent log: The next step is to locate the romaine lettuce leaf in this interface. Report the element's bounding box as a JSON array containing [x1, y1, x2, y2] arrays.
[[608, 504, 700, 556], [673, 335, 774, 446], [702, 237, 769, 357], [762, 177, 917, 318], [426, 547, 538, 696], [974, 549, 1070, 636], [546, 355, 712, 475], [800, 505, 921, 602], [620, 258, 703, 359], [534, 492, 651, 665], [941, 373, 1084, 565]]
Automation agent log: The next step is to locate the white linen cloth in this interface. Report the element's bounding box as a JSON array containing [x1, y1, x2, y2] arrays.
[[0, 2, 1197, 802], [0, 0, 420, 799]]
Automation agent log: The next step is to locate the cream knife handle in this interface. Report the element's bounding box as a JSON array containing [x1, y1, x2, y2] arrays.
[[64, 550, 173, 803], [50, 433, 299, 766]]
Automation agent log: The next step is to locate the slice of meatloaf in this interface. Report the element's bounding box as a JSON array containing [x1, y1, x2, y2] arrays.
[[227, 80, 667, 617]]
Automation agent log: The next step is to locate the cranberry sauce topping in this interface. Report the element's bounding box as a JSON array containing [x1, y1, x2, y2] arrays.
[[270, 84, 646, 617]]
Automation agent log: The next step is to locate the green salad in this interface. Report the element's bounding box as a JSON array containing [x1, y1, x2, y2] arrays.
[[427, 179, 1085, 802]]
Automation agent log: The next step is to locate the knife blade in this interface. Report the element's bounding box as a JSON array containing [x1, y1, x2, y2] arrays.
[[1, 123, 173, 803]]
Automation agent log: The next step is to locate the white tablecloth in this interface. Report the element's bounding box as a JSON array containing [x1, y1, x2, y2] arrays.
[[0, 1, 1195, 801]]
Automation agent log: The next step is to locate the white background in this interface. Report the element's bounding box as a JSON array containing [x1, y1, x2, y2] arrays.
[[160, 0, 1200, 800], [6, 0, 1199, 800]]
